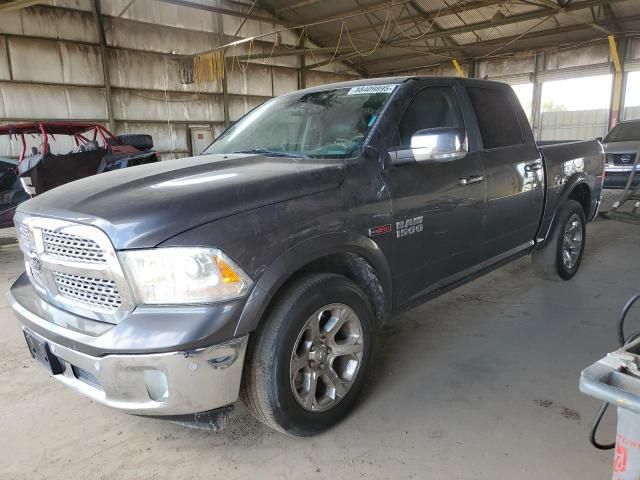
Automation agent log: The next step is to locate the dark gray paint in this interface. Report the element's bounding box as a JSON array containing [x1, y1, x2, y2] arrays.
[[10, 77, 605, 357], [18, 154, 345, 250]]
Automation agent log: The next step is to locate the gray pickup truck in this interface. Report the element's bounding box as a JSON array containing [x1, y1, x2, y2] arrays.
[[7, 77, 604, 436]]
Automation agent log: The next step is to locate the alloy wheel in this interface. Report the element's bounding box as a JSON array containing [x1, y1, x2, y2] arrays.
[[561, 213, 583, 271], [289, 303, 364, 412]]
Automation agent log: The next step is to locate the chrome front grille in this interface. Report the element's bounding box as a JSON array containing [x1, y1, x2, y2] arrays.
[[52, 272, 122, 310], [610, 153, 637, 166], [18, 222, 32, 250], [14, 214, 133, 323], [43, 229, 106, 263]]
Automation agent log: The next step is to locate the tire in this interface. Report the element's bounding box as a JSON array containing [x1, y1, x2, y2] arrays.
[[117, 134, 153, 150], [241, 273, 374, 436], [532, 199, 587, 281]]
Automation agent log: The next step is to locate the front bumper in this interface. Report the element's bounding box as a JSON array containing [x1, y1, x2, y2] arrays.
[[604, 167, 640, 189], [7, 273, 248, 416], [21, 327, 247, 416]]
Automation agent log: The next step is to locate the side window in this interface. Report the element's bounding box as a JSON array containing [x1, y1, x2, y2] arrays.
[[466, 86, 524, 149], [397, 86, 463, 146]]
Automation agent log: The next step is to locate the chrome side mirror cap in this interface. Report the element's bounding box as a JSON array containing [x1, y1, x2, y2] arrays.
[[410, 127, 467, 162], [388, 127, 468, 166]]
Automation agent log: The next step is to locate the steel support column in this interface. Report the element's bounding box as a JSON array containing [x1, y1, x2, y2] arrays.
[[608, 36, 627, 129], [91, 0, 114, 130], [452, 59, 465, 77], [610, 73, 624, 128], [299, 38, 306, 90], [468, 60, 479, 79], [531, 52, 545, 141], [217, 0, 230, 127]]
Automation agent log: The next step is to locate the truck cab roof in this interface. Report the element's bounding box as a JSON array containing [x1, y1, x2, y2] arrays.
[[298, 76, 510, 95]]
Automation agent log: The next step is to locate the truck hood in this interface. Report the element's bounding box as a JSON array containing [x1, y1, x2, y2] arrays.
[[18, 154, 345, 249], [603, 141, 640, 154]]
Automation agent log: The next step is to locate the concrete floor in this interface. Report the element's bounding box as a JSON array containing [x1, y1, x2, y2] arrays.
[[1, 202, 638, 479]]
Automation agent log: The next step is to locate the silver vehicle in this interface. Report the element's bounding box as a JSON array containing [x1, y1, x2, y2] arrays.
[[602, 120, 640, 189]]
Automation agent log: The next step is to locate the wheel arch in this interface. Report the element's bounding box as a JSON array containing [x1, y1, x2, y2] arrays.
[[538, 175, 592, 244], [234, 233, 392, 337], [567, 182, 592, 219]]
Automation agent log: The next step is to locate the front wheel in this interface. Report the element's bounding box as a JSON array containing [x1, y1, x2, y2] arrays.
[[532, 199, 587, 280], [240, 273, 374, 436]]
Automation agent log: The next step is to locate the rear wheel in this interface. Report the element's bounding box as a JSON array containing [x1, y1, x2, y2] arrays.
[[241, 273, 374, 436], [532, 199, 586, 280]]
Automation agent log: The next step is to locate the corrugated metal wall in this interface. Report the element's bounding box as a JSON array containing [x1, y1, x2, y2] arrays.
[[2, 4, 639, 154], [0, 0, 360, 159], [540, 109, 610, 142], [477, 40, 640, 140], [625, 106, 640, 120]]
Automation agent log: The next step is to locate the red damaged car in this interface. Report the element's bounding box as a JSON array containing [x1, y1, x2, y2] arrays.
[[0, 122, 159, 228]]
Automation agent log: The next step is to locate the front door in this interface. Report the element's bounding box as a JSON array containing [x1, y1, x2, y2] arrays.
[[381, 84, 486, 306]]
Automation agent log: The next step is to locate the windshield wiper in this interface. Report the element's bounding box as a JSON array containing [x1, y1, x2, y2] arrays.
[[233, 148, 307, 159]]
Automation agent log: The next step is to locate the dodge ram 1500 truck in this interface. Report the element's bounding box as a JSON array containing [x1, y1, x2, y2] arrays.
[[7, 77, 604, 436]]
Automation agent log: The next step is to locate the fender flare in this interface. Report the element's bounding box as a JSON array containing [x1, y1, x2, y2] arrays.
[[539, 173, 592, 243], [233, 232, 393, 337]]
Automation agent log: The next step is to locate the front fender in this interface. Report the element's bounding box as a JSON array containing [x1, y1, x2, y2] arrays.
[[234, 231, 392, 337]]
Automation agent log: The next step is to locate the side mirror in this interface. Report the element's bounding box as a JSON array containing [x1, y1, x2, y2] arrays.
[[595, 136, 603, 143], [388, 127, 468, 166]]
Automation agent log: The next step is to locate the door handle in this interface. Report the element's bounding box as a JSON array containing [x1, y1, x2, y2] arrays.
[[525, 161, 543, 172], [459, 175, 484, 186]]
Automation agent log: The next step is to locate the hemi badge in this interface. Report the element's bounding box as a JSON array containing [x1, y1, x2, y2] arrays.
[[368, 224, 392, 237]]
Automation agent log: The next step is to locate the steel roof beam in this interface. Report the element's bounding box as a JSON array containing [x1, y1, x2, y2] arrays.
[[314, 0, 506, 40], [158, 0, 300, 27], [276, 0, 323, 15], [602, 2, 622, 33], [406, 0, 464, 52], [357, 12, 640, 70], [233, 0, 629, 63], [373, 0, 624, 44], [255, 0, 369, 76], [532, 0, 611, 34]]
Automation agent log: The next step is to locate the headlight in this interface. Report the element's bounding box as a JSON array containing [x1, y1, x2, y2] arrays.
[[120, 248, 252, 304]]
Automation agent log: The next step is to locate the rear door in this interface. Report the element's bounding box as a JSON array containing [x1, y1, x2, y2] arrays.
[[381, 82, 486, 306], [464, 84, 544, 259]]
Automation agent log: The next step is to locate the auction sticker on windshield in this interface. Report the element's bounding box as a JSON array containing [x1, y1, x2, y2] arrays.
[[347, 84, 398, 95]]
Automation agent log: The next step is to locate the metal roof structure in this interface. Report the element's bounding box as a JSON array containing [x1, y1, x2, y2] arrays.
[[198, 0, 640, 76]]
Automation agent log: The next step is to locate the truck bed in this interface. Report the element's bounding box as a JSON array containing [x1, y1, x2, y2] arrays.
[[538, 139, 604, 237]]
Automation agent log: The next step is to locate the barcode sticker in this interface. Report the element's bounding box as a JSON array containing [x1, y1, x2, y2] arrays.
[[347, 84, 398, 95]]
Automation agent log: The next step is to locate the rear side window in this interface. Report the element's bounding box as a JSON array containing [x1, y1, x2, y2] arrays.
[[398, 86, 463, 146], [467, 86, 524, 149]]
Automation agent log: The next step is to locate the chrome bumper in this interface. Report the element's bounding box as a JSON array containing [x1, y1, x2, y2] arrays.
[[8, 277, 248, 416], [20, 327, 247, 416], [605, 165, 640, 173]]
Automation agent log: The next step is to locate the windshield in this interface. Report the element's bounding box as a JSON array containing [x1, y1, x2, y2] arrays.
[[604, 121, 640, 143], [204, 85, 398, 158]]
